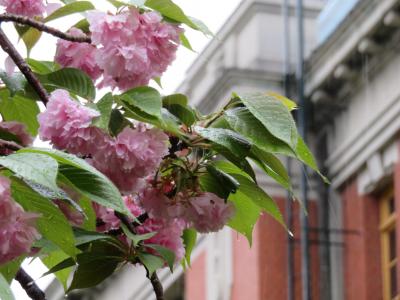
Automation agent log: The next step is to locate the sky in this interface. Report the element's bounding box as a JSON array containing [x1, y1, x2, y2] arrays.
[[3, 0, 242, 298]]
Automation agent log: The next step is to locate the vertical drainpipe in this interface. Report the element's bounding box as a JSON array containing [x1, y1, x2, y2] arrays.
[[296, 0, 312, 299], [282, 1, 295, 300]]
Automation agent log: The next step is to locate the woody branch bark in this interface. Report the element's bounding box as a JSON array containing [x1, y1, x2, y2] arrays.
[[0, 14, 91, 43], [0, 26, 49, 105], [15, 268, 47, 300]]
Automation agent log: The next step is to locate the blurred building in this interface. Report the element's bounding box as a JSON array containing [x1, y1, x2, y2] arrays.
[[47, 0, 400, 299]]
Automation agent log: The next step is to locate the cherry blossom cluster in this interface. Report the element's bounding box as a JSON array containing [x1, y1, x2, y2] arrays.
[[0, 176, 40, 265], [0, 121, 33, 146], [95, 196, 185, 262], [55, 8, 182, 91], [140, 187, 235, 233], [38, 89, 170, 194], [0, 0, 46, 18]]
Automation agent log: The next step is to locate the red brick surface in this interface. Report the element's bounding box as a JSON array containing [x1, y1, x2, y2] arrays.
[[341, 179, 382, 300], [185, 252, 206, 300]]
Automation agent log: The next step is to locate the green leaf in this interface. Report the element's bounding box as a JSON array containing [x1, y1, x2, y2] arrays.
[[42, 257, 75, 278], [93, 93, 114, 132], [163, 94, 196, 126], [211, 160, 252, 180], [121, 224, 156, 247], [238, 93, 298, 150], [109, 109, 131, 136], [44, 1, 95, 23], [179, 32, 194, 51], [107, 0, 145, 7], [0, 153, 60, 193], [182, 229, 196, 266], [11, 178, 78, 256], [73, 228, 116, 246], [20, 148, 130, 215], [188, 16, 214, 36], [211, 160, 287, 241], [72, 19, 90, 33], [147, 244, 175, 271], [42, 251, 73, 290], [219, 151, 256, 182], [68, 256, 120, 291], [145, 0, 197, 28], [78, 197, 96, 231], [138, 253, 164, 275], [15, 25, 42, 54], [0, 273, 14, 300], [27, 59, 58, 75], [0, 257, 24, 283], [0, 71, 26, 96], [266, 92, 297, 111], [205, 165, 240, 199], [195, 127, 251, 159], [230, 174, 286, 229], [121, 86, 162, 118], [0, 93, 40, 136], [227, 191, 261, 245], [224, 107, 293, 156], [160, 108, 185, 136], [162, 93, 187, 106], [250, 147, 291, 190], [38, 68, 96, 100]]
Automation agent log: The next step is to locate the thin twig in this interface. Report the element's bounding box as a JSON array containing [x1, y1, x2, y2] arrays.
[[0, 26, 49, 105], [15, 268, 47, 300], [0, 13, 91, 43], [114, 211, 137, 234], [0, 138, 22, 150], [148, 273, 164, 300]]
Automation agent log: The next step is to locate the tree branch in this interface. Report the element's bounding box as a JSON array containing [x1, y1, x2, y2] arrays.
[[0, 138, 22, 151], [114, 211, 137, 234], [15, 268, 47, 300], [0, 26, 49, 105], [148, 273, 164, 300], [0, 14, 91, 43]]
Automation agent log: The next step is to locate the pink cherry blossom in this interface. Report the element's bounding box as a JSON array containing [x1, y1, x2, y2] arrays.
[[123, 195, 144, 217], [0, 0, 45, 17], [185, 192, 235, 233], [0, 121, 33, 146], [55, 28, 102, 81], [38, 90, 169, 194], [137, 218, 186, 262], [93, 203, 120, 232], [87, 9, 182, 91], [92, 127, 169, 194], [139, 187, 187, 220], [0, 176, 40, 265], [37, 89, 105, 156], [54, 200, 84, 227]]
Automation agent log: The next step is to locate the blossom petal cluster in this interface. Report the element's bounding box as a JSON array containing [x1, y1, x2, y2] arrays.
[[37, 89, 103, 156], [0, 121, 33, 147], [0, 0, 45, 17], [91, 127, 169, 194], [38, 90, 169, 194], [55, 28, 102, 81], [0, 176, 40, 265], [94, 196, 185, 262], [140, 187, 235, 233], [87, 9, 182, 91]]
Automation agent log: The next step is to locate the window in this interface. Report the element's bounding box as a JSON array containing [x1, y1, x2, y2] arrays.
[[380, 188, 399, 300]]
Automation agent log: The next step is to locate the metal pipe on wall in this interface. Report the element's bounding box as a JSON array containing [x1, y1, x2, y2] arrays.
[[281, 1, 295, 300], [296, 0, 312, 299]]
